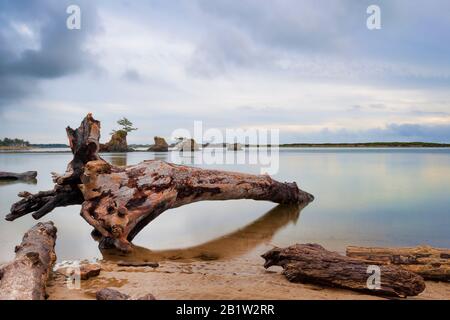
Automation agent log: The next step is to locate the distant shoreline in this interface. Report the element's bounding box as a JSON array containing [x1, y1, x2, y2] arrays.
[[1, 142, 450, 154], [277, 142, 450, 148]]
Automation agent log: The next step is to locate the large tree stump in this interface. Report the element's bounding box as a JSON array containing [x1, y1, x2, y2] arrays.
[[262, 244, 426, 298], [0, 222, 57, 300], [346, 245, 450, 282], [4, 114, 313, 252]]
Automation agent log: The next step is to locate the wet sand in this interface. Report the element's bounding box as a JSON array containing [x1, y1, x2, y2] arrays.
[[46, 204, 449, 300], [47, 248, 450, 300]]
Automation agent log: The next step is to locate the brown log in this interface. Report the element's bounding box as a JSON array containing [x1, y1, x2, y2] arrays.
[[0, 171, 37, 181], [346, 245, 450, 282], [0, 222, 57, 300], [116, 261, 159, 268], [5, 114, 313, 252], [262, 243, 426, 298]]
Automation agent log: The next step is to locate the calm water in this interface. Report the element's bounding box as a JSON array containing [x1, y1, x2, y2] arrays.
[[0, 148, 449, 263]]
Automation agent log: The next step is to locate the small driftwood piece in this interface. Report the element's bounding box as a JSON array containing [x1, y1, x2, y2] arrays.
[[346, 245, 450, 282], [262, 243, 426, 298], [5, 114, 313, 252], [0, 171, 37, 181], [0, 222, 57, 300], [116, 261, 159, 268]]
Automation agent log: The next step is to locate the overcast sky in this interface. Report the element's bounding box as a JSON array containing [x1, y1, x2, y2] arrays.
[[1, 0, 450, 143]]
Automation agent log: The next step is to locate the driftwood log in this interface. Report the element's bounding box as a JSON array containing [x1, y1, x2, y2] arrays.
[[5, 114, 313, 252], [0, 171, 37, 181], [0, 222, 57, 300], [262, 244, 426, 297], [347, 246, 450, 282]]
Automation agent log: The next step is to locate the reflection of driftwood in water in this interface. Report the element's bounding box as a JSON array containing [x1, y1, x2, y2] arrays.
[[347, 246, 450, 282], [102, 203, 304, 262], [0, 171, 37, 181], [103, 155, 128, 167], [5, 114, 313, 252], [0, 178, 37, 186]]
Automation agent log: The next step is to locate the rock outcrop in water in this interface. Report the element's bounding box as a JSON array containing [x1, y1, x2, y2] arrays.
[[227, 143, 243, 151], [173, 138, 200, 151], [100, 131, 132, 152], [148, 136, 169, 152]]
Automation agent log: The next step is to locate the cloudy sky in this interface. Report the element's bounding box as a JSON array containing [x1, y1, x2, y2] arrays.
[[1, 0, 450, 144]]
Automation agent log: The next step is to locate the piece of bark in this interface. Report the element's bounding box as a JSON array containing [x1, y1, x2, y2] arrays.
[[5, 114, 313, 252], [96, 288, 156, 300], [346, 245, 450, 282], [0, 222, 57, 300], [0, 171, 37, 181], [262, 243, 426, 298], [116, 261, 159, 268]]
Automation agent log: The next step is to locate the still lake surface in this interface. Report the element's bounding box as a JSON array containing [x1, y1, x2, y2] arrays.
[[0, 148, 449, 263]]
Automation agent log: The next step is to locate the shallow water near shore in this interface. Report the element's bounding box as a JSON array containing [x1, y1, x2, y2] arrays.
[[1, 148, 450, 264]]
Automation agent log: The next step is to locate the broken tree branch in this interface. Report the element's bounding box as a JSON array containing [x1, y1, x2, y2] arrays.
[[5, 114, 313, 252], [0, 222, 57, 300]]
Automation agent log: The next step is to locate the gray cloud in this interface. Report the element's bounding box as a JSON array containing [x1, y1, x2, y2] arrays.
[[122, 69, 143, 82], [185, 0, 450, 84], [283, 123, 450, 144], [0, 0, 100, 108]]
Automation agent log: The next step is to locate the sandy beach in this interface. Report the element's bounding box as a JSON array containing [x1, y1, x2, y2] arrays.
[[47, 245, 450, 300]]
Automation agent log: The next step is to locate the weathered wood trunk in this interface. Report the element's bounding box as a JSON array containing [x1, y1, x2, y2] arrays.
[[262, 244, 426, 298], [0, 222, 57, 300], [346, 245, 450, 282], [5, 114, 313, 252], [0, 171, 37, 181]]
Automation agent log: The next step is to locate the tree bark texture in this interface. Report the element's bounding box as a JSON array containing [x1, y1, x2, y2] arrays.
[[262, 243, 426, 298], [0, 222, 57, 300], [346, 245, 449, 282]]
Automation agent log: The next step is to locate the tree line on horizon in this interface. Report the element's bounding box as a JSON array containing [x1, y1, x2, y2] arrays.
[[0, 138, 30, 147]]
